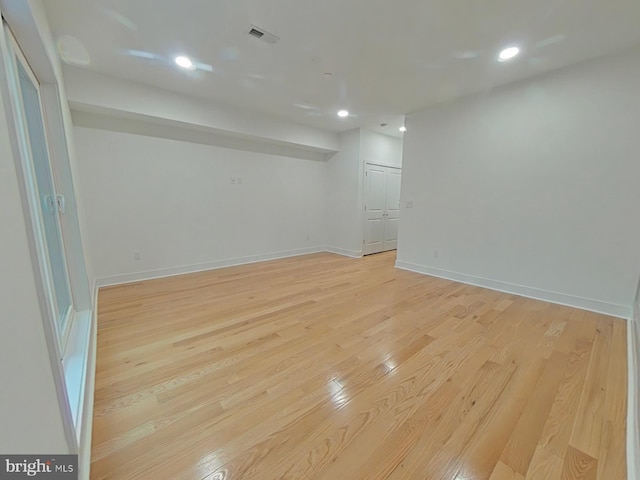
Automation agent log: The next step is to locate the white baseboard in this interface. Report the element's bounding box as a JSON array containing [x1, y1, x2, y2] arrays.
[[324, 246, 363, 258], [95, 246, 327, 287], [628, 316, 639, 480], [395, 261, 630, 319]]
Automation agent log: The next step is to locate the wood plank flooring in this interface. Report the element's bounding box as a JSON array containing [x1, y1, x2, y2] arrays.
[[91, 251, 627, 480]]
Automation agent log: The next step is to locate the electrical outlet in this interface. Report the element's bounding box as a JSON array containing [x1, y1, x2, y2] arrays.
[[405, 200, 414, 208], [433, 249, 439, 258], [231, 177, 236, 184], [237, 177, 242, 185], [134, 252, 141, 261], [306, 234, 310, 241]]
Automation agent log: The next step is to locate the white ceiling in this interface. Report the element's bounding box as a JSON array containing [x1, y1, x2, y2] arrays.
[[44, 0, 640, 136]]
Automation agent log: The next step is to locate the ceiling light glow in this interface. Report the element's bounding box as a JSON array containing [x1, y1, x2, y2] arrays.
[[337, 110, 349, 118], [174, 55, 195, 70], [498, 46, 520, 62], [399, 126, 407, 132], [128, 49, 157, 60]]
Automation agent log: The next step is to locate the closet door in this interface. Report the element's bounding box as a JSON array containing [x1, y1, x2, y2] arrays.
[[363, 164, 402, 255], [383, 168, 401, 251], [363, 164, 386, 255]]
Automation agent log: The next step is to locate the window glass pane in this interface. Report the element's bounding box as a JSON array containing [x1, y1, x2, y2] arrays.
[[16, 58, 72, 333]]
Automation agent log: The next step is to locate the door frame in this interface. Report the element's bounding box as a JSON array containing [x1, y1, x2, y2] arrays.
[[0, 8, 78, 450]]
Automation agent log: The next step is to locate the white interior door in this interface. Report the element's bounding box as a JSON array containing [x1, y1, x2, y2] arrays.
[[364, 164, 386, 255], [383, 168, 401, 251], [363, 164, 402, 255]]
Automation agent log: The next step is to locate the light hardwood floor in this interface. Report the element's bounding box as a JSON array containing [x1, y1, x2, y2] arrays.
[[91, 251, 627, 480]]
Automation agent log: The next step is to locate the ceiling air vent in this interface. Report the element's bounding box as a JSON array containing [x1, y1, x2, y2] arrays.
[[249, 28, 264, 39], [247, 25, 280, 44]]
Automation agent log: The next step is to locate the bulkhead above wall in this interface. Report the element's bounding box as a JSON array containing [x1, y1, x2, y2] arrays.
[[63, 67, 339, 161]]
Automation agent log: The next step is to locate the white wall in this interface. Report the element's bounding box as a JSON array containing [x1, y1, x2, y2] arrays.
[[74, 126, 327, 282], [325, 129, 362, 256], [360, 128, 403, 168], [0, 56, 69, 453], [398, 48, 640, 316]]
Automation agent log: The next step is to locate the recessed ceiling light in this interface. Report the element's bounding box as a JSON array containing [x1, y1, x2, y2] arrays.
[[337, 110, 349, 118], [498, 46, 520, 62], [174, 55, 195, 70], [399, 126, 407, 132]]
